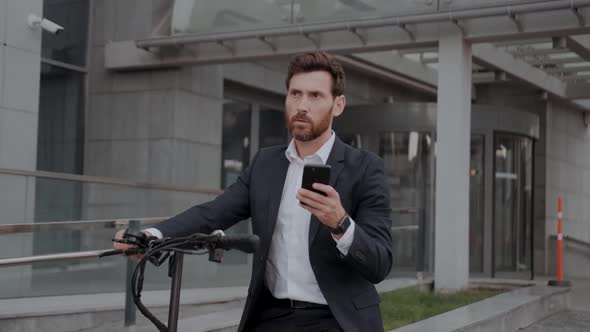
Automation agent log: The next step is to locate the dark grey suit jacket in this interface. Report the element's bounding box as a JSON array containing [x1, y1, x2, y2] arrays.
[[154, 137, 393, 332]]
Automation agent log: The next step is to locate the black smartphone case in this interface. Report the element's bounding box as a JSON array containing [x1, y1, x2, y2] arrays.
[[302, 164, 331, 196]]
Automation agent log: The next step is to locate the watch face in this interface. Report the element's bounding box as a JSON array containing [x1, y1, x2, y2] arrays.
[[340, 216, 351, 232], [332, 216, 350, 234]]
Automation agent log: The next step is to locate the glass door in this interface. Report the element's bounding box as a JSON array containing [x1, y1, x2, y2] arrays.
[[493, 134, 534, 279]]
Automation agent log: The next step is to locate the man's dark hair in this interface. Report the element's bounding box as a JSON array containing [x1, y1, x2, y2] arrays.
[[286, 51, 346, 97]]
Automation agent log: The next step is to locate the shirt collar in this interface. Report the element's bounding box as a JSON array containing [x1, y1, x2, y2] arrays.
[[285, 131, 336, 164]]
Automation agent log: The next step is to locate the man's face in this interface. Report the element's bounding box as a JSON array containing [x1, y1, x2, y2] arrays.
[[285, 71, 345, 142]]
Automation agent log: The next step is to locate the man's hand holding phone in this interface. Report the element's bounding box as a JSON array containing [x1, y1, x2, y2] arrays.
[[297, 164, 347, 239]]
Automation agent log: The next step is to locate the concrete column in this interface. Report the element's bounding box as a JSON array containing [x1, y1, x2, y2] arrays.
[[434, 31, 472, 292], [0, 0, 44, 298]]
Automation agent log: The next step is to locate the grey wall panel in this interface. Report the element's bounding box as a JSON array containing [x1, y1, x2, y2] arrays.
[[4, 0, 43, 53], [0, 108, 38, 170], [3, 47, 40, 112], [0, 0, 5, 44]]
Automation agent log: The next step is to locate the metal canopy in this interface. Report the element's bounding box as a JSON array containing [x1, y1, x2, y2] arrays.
[[105, 0, 590, 109]]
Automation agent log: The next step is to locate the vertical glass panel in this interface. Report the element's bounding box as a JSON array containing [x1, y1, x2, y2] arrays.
[[470, 135, 485, 273], [494, 134, 533, 279], [222, 101, 252, 189], [37, 64, 85, 175], [342, 131, 434, 276], [259, 108, 288, 148], [0, 174, 254, 299], [221, 101, 252, 264], [172, 0, 290, 34], [41, 0, 89, 66]]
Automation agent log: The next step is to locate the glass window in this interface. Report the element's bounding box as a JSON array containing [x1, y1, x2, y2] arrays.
[[37, 64, 85, 174], [222, 101, 252, 189], [41, 0, 89, 66], [470, 135, 485, 273], [342, 131, 434, 275], [259, 108, 288, 149]]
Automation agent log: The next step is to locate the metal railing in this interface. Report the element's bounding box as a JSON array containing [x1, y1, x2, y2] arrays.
[[549, 234, 590, 253], [0, 167, 223, 196], [0, 205, 421, 268], [0, 217, 165, 267]]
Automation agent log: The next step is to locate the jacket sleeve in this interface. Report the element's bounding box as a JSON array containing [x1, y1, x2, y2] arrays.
[[343, 154, 393, 283], [152, 152, 259, 238]]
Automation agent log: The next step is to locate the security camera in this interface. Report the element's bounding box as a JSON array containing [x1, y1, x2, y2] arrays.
[[27, 14, 64, 35]]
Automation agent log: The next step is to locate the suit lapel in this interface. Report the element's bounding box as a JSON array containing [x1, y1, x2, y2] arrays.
[[265, 150, 290, 245], [308, 137, 346, 246]]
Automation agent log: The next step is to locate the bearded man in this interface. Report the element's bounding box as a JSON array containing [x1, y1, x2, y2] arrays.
[[114, 51, 393, 332]]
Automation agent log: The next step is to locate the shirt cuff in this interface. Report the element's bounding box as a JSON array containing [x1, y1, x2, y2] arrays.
[[332, 218, 355, 256], [143, 228, 163, 239]]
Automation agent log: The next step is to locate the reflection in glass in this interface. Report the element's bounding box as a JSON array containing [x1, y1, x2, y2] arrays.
[[494, 134, 533, 279], [35, 64, 86, 259], [37, 64, 85, 175], [41, 0, 89, 66], [222, 101, 252, 189], [470, 135, 485, 273], [342, 131, 434, 275], [0, 174, 251, 299], [221, 101, 253, 264], [259, 108, 288, 148]]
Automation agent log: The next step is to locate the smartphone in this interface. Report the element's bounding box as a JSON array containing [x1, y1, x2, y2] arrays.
[[302, 164, 331, 197]]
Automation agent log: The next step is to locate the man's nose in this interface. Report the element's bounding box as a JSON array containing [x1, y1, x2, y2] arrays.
[[296, 96, 311, 111]]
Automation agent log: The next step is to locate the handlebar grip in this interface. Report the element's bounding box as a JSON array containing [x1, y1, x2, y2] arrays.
[[98, 249, 124, 258], [216, 234, 260, 254]]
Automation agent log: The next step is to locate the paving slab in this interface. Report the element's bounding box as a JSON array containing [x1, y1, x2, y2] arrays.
[[519, 310, 590, 332]]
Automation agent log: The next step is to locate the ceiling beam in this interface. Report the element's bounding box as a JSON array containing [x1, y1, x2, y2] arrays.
[[565, 34, 590, 62], [351, 52, 438, 87], [472, 44, 567, 97], [567, 82, 590, 99], [545, 64, 590, 74], [335, 55, 437, 96], [528, 57, 585, 66], [563, 73, 590, 81]]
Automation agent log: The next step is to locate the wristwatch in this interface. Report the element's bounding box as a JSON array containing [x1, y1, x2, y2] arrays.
[[331, 214, 351, 235]]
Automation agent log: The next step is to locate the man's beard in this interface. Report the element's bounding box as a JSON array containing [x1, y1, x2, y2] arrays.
[[286, 111, 332, 142]]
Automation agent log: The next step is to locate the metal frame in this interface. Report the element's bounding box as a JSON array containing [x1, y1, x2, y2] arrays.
[[105, 1, 590, 70], [102, 1, 590, 112], [491, 131, 536, 280], [0, 217, 164, 234], [0, 218, 163, 267]]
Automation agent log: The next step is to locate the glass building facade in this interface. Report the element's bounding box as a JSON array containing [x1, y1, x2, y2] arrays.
[[1, 0, 579, 307]]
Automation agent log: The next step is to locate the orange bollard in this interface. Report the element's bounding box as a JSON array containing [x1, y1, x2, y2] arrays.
[[548, 195, 571, 287]]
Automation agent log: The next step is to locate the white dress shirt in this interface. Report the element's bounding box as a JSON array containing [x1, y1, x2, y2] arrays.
[[146, 132, 356, 304], [265, 132, 355, 304]]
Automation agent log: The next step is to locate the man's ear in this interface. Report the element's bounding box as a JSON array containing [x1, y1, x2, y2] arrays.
[[332, 95, 346, 117]]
